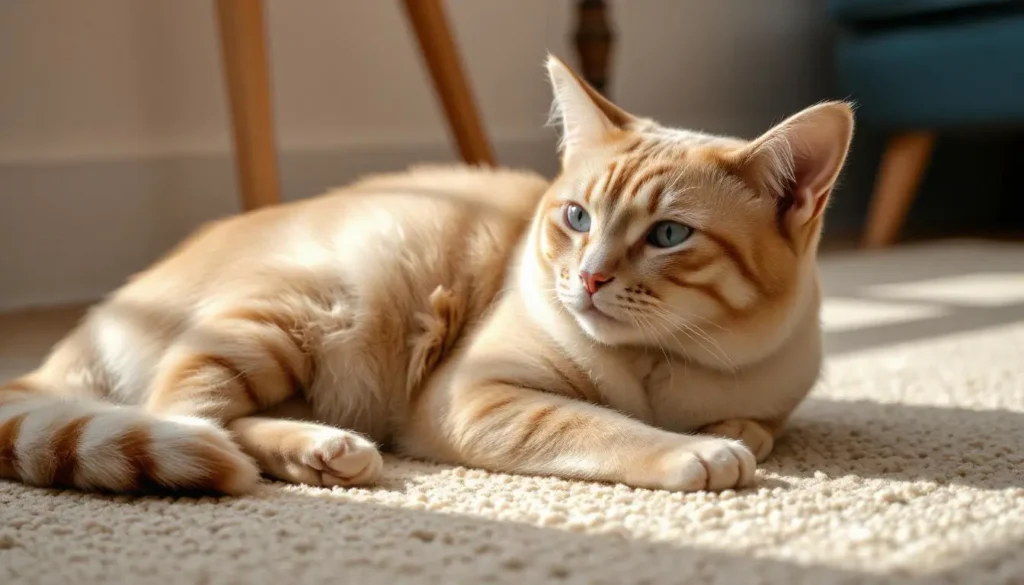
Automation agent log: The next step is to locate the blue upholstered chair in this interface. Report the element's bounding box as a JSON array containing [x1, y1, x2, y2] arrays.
[[827, 0, 1024, 247]]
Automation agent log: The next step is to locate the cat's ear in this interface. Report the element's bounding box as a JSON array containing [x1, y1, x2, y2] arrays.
[[733, 101, 854, 227], [546, 54, 636, 165]]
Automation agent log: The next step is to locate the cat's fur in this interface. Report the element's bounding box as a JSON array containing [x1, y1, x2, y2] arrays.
[[0, 57, 852, 494]]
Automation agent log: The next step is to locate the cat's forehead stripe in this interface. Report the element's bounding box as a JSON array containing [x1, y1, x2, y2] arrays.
[[582, 175, 598, 204], [605, 156, 644, 207]]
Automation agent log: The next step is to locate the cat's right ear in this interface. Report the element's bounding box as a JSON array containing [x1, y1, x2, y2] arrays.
[[546, 55, 636, 165]]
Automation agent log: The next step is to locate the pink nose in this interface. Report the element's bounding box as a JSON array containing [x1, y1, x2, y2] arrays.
[[579, 271, 614, 295]]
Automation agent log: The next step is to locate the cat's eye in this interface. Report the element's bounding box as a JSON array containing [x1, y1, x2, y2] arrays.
[[564, 203, 591, 233], [647, 221, 693, 248]]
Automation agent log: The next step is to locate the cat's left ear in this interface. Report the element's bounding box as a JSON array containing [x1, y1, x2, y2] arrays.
[[546, 54, 637, 165], [733, 101, 854, 228]]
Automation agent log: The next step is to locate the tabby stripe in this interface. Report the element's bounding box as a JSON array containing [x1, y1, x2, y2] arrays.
[[471, 394, 519, 422], [204, 355, 261, 408], [601, 160, 620, 202], [49, 415, 92, 486], [515, 406, 559, 451], [620, 136, 645, 156], [117, 426, 162, 492], [582, 175, 599, 204], [542, 355, 597, 403], [607, 156, 643, 205], [552, 414, 586, 437], [665, 274, 738, 315], [638, 140, 668, 161], [190, 436, 245, 493], [667, 251, 717, 274], [546, 358, 586, 401], [699, 230, 766, 296], [220, 309, 310, 388], [267, 344, 302, 393], [629, 164, 675, 199], [0, 414, 27, 478], [541, 218, 572, 259]]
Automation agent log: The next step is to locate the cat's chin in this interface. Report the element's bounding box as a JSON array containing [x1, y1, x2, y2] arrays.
[[569, 305, 629, 345]]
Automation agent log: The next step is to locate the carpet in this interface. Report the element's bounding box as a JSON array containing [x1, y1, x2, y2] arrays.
[[2, 240, 1023, 585]]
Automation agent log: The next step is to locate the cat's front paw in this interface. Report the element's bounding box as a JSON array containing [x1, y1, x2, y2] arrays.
[[634, 437, 756, 492], [699, 419, 774, 462]]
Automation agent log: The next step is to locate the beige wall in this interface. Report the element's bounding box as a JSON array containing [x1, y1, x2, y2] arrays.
[[0, 0, 832, 310]]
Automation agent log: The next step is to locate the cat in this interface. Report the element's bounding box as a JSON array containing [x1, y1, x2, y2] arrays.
[[0, 56, 852, 495]]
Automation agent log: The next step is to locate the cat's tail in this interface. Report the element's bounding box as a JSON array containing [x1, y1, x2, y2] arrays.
[[0, 378, 259, 494]]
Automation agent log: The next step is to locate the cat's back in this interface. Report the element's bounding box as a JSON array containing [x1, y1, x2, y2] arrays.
[[117, 165, 548, 306]]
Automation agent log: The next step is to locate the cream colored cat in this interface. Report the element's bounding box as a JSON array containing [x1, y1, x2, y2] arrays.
[[0, 57, 852, 494]]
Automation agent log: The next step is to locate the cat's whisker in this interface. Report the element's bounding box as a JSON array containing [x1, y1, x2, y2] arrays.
[[642, 301, 726, 356], [625, 311, 674, 382], [669, 307, 728, 333], [641, 303, 737, 373], [638, 310, 688, 362]]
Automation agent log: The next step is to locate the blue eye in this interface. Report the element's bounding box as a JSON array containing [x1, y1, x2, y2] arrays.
[[564, 204, 591, 232], [647, 221, 692, 248]]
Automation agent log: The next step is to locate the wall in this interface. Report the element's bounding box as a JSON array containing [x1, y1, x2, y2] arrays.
[[0, 0, 833, 311]]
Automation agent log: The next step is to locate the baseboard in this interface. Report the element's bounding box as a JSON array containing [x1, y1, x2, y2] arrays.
[[0, 138, 560, 312]]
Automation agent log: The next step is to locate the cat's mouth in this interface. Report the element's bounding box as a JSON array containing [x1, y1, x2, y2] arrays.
[[576, 300, 622, 324], [557, 290, 624, 327]]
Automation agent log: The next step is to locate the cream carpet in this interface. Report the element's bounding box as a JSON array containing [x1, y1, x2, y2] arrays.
[[2, 240, 1023, 585]]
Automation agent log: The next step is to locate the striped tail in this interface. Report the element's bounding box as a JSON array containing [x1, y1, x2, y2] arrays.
[[0, 382, 259, 494]]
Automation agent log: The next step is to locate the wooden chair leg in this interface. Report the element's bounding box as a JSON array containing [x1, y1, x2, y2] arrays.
[[215, 0, 281, 211], [862, 131, 936, 249], [402, 0, 495, 166]]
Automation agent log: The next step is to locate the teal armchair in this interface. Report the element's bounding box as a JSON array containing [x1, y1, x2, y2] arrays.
[[828, 0, 1024, 246]]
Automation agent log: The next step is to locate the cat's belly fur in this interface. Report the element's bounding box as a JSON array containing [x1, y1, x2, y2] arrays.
[[46, 167, 547, 443]]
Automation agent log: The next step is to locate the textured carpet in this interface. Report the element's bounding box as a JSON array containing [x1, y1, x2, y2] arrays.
[[2, 240, 1023, 585]]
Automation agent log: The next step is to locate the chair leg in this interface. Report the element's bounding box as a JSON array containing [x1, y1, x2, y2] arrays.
[[402, 0, 495, 166], [861, 131, 935, 249], [215, 0, 281, 211]]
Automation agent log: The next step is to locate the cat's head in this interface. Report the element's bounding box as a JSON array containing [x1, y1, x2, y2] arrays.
[[524, 56, 853, 367]]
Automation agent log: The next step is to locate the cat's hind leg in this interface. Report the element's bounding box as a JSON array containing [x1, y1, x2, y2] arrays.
[[227, 417, 383, 487], [129, 306, 317, 492], [143, 307, 312, 422]]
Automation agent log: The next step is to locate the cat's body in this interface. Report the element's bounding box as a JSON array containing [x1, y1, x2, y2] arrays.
[[0, 57, 852, 494], [0, 166, 546, 492]]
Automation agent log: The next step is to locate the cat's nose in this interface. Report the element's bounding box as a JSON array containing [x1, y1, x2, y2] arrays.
[[579, 271, 614, 295]]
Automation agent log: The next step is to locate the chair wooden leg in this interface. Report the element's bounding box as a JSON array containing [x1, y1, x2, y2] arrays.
[[402, 0, 495, 166], [215, 0, 281, 211], [862, 131, 936, 249]]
